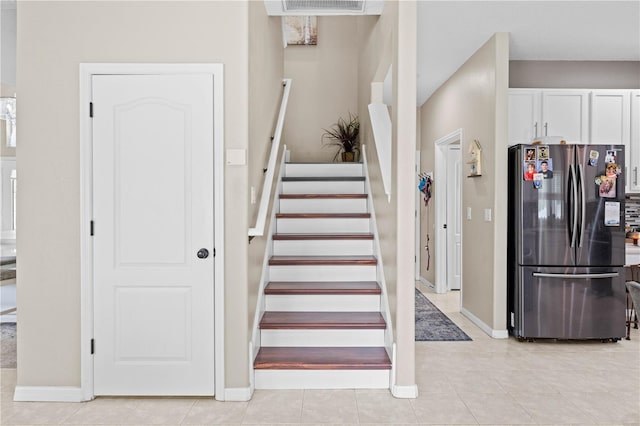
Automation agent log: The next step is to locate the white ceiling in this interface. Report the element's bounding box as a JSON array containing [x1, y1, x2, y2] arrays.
[[417, 1, 640, 105]]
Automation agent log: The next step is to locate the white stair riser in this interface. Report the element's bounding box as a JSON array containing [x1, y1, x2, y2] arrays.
[[254, 370, 390, 390], [285, 163, 363, 177], [269, 265, 377, 282], [273, 240, 373, 256], [276, 218, 370, 234], [279, 198, 367, 214], [260, 329, 384, 347], [265, 294, 380, 312], [282, 181, 365, 194]]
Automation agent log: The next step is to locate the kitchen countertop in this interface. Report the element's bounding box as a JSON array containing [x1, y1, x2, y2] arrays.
[[626, 243, 640, 266]]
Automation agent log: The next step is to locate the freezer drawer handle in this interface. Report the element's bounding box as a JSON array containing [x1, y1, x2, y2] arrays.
[[532, 272, 619, 279]]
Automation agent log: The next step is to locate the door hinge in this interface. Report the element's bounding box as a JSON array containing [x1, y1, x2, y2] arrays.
[[213, 248, 216, 257], [89, 102, 94, 118], [90, 220, 95, 236], [90, 339, 95, 354]]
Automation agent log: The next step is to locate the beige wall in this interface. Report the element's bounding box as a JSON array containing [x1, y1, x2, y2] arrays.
[[247, 0, 285, 357], [283, 17, 360, 162], [420, 33, 510, 332], [510, 61, 640, 89], [17, 1, 250, 389], [357, 0, 416, 388]]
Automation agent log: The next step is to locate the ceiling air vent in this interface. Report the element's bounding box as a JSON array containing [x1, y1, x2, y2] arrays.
[[285, 1, 364, 12], [264, 0, 383, 16]]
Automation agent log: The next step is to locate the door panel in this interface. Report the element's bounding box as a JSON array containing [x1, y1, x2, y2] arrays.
[[519, 145, 573, 266], [93, 74, 215, 395], [520, 266, 626, 339], [575, 145, 626, 266], [541, 91, 589, 143], [446, 146, 461, 290]]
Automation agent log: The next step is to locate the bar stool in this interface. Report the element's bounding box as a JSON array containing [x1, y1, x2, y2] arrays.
[[625, 281, 640, 340], [625, 266, 640, 340]]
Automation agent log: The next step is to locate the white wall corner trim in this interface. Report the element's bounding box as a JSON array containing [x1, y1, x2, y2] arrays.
[[391, 384, 419, 399], [223, 387, 253, 402], [460, 307, 508, 339], [13, 386, 85, 402]]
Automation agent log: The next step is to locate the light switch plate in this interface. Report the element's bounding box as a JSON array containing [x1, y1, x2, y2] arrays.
[[484, 208, 492, 222], [466, 207, 472, 220]]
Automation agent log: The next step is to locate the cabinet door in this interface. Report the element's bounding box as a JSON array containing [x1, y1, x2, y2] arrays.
[[591, 90, 631, 192], [541, 90, 590, 143], [630, 91, 640, 193], [508, 89, 541, 145]]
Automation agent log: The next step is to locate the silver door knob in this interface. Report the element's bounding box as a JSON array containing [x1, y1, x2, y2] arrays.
[[197, 248, 209, 259]]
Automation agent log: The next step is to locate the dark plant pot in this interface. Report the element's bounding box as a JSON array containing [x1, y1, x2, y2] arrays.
[[342, 152, 355, 162]]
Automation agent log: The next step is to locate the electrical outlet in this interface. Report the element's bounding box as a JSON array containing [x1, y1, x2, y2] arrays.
[[484, 208, 492, 222], [251, 187, 256, 204]]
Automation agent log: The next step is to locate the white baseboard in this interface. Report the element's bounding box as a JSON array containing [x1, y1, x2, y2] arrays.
[[14, 386, 85, 402], [223, 386, 252, 401], [460, 307, 508, 339], [391, 384, 418, 399], [418, 276, 434, 289]]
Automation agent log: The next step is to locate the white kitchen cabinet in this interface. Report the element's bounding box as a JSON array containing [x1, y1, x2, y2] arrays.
[[508, 90, 541, 145], [630, 90, 640, 193], [591, 90, 631, 192], [541, 90, 590, 143], [509, 89, 589, 144]]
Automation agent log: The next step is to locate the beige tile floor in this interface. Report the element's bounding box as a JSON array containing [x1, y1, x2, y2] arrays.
[[1, 284, 638, 425]]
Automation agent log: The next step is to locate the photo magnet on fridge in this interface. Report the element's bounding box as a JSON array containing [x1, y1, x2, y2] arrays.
[[605, 150, 617, 164], [537, 159, 553, 179], [537, 146, 549, 160], [606, 163, 622, 178], [533, 173, 543, 189], [524, 148, 536, 162], [524, 161, 536, 181], [599, 176, 616, 198], [589, 150, 599, 166]]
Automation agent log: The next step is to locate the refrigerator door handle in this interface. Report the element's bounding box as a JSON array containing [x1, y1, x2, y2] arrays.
[[532, 272, 620, 279], [578, 163, 586, 248], [569, 164, 578, 248]]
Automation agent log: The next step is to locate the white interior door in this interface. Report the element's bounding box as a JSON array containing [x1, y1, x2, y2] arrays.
[[446, 146, 461, 291], [92, 74, 215, 395]]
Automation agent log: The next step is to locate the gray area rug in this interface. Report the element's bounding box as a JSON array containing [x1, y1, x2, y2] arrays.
[[1, 322, 16, 368], [415, 289, 472, 341]]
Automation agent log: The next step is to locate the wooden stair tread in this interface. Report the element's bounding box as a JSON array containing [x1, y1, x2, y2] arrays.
[[273, 233, 373, 240], [276, 213, 370, 219], [260, 311, 386, 329], [265, 281, 381, 295], [269, 255, 377, 265], [254, 347, 391, 370], [279, 193, 367, 199], [282, 176, 365, 182]]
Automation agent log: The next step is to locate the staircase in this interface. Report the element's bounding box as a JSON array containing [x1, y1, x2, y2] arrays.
[[253, 161, 392, 390]]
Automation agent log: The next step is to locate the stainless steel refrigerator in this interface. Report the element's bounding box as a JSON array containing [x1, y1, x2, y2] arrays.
[[508, 144, 626, 340]]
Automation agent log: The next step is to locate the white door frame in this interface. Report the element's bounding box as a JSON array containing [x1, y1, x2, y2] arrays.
[[79, 63, 225, 401], [434, 129, 463, 294], [415, 150, 421, 280]]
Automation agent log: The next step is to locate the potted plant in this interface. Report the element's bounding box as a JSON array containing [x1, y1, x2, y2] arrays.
[[321, 113, 360, 162]]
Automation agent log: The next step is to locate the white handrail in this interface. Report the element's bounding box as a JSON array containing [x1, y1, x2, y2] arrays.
[[249, 79, 292, 237], [368, 103, 392, 202]]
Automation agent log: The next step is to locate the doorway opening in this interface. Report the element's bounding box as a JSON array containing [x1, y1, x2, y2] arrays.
[[434, 129, 463, 297]]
